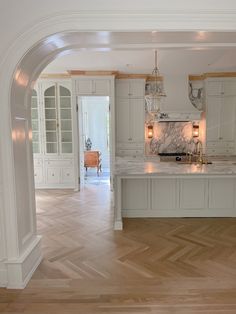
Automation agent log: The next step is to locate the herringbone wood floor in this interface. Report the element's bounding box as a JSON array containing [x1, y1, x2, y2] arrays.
[[1, 185, 236, 313]]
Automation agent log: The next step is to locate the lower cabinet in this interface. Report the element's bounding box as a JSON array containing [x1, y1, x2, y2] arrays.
[[33, 157, 75, 188], [119, 176, 236, 217]]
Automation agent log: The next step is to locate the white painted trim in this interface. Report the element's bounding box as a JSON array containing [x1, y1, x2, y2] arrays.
[[0, 264, 7, 287], [6, 236, 42, 289]]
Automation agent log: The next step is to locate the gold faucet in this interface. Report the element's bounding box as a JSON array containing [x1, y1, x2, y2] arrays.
[[196, 140, 203, 164]]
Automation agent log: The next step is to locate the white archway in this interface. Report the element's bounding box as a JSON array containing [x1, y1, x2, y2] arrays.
[[1, 10, 236, 288]]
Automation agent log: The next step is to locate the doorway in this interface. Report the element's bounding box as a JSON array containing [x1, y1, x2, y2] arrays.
[[79, 96, 110, 186]]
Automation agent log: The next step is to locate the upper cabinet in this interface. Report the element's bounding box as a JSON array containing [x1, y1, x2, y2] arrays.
[[206, 80, 236, 97], [31, 79, 75, 189], [205, 78, 236, 155], [41, 81, 72, 155], [116, 79, 145, 98], [115, 79, 145, 157], [75, 78, 111, 95]]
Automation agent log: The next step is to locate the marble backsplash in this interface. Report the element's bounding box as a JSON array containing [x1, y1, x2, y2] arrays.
[[148, 122, 196, 155]]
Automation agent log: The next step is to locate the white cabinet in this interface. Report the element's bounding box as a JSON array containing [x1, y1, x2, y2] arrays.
[[206, 80, 236, 97], [116, 79, 145, 157], [205, 79, 236, 155], [75, 78, 110, 95], [31, 79, 75, 188], [116, 79, 145, 98]]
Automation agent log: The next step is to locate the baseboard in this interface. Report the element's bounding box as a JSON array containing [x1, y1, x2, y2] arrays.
[[0, 267, 7, 287], [6, 235, 42, 289], [114, 220, 123, 230]]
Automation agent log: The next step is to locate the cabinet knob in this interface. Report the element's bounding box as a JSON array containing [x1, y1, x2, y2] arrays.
[[52, 174, 54, 176], [219, 137, 223, 140]]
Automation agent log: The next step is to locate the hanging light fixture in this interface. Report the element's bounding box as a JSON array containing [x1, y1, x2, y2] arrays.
[[145, 50, 166, 117]]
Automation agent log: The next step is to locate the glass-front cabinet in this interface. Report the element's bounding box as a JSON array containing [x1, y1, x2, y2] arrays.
[[42, 82, 72, 155], [31, 79, 74, 189]]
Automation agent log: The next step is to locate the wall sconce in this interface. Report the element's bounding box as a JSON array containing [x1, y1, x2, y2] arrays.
[[192, 124, 199, 137], [147, 125, 154, 139]]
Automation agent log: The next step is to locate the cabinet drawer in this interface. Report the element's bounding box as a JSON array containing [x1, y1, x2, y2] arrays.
[[45, 159, 73, 167], [34, 167, 43, 184], [46, 168, 60, 183], [34, 158, 43, 166], [206, 147, 235, 155], [117, 142, 144, 150], [61, 168, 75, 183], [206, 141, 234, 148]]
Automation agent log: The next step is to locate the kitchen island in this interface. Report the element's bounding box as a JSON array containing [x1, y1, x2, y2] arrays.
[[113, 157, 236, 229]]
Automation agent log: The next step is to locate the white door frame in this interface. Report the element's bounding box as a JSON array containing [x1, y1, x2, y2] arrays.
[[72, 76, 115, 191]]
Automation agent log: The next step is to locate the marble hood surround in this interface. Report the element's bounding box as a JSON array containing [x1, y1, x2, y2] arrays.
[[156, 75, 202, 122]]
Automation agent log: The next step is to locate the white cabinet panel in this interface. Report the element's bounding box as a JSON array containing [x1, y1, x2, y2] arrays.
[[34, 167, 43, 184], [206, 81, 223, 96], [116, 99, 130, 143], [61, 168, 74, 183], [75, 78, 110, 95], [220, 96, 236, 141], [116, 79, 145, 98], [206, 79, 236, 155], [47, 168, 60, 184], [209, 178, 235, 209], [32, 79, 75, 188], [94, 79, 110, 95], [151, 178, 177, 210], [180, 178, 206, 209], [206, 96, 221, 141], [130, 99, 145, 143], [122, 179, 148, 210], [115, 79, 145, 157]]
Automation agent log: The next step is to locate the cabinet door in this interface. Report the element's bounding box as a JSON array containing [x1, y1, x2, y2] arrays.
[[223, 81, 236, 96], [206, 96, 221, 141], [206, 81, 223, 96], [129, 80, 145, 98], [42, 83, 59, 154], [219, 97, 236, 141], [116, 99, 130, 143], [130, 99, 144, 142], [116, 80, 130, 98], [58, 84, 73, 154], [76, 79, 93, 95], [94, 79, 110, 95], [47, 168, 60, 184]]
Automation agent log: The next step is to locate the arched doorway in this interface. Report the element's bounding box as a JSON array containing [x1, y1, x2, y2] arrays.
[[1, 10, 236, 288]]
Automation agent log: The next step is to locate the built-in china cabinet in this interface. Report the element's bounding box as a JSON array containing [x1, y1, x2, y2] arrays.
[[31, 79, 75, 188], [115, 79, 145, 157], [205, 78, 236, 155]]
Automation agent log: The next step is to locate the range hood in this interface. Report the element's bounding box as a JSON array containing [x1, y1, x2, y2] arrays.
[[155, 74, 202, 122]]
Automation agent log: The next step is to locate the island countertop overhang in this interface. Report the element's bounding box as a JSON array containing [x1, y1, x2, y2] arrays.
[[113, 157, 236, 177]]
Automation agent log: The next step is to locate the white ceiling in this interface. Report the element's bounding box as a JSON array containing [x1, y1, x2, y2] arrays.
[[43, 31, 236, 75]]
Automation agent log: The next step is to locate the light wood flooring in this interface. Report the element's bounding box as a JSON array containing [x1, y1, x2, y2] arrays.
[[1, 184, 236, 313]]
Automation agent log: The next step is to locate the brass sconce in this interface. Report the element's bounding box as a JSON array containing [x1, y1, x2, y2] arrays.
[[192, 124, 199, 138], [147, 125, 154, 139]]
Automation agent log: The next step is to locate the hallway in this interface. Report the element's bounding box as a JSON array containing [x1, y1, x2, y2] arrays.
[[1, 186, 236, 313]]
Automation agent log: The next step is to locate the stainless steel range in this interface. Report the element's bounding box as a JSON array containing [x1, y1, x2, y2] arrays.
[[158, 153, 188, 162]]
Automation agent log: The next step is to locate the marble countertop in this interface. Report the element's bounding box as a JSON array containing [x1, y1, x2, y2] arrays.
[[113, 156, 236, 176]]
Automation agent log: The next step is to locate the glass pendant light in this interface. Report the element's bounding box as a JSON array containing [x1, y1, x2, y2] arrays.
[[145, 50, 166, 117]]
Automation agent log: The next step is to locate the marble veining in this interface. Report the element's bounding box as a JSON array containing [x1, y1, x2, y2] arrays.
[[114, 157, 236, 176], [149, 122, 195, 154]]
